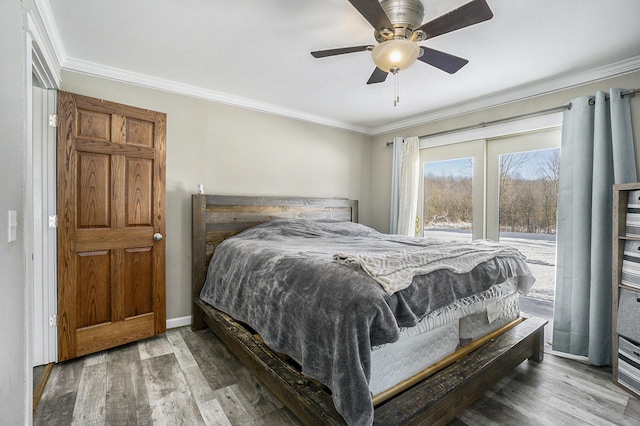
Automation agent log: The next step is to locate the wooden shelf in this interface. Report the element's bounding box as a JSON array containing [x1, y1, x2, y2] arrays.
[[617, 235, 640, 241], [619, 283, 640, 293], [612, 182, 640, 398]]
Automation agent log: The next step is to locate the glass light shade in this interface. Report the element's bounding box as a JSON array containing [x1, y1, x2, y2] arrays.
[[371, 39, 420, 72]]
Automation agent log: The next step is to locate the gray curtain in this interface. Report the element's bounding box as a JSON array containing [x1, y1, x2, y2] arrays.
[[553, 88, 637, 366]]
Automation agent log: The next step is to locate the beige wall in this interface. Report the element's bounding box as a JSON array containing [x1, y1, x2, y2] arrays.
[[58, 70, 640, 321], [0, 0, 28, 423], [370, 71, 640, 233], [60, 70, 372, 320]]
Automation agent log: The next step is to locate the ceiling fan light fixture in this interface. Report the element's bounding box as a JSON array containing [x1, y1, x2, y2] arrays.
[[371, 39, 420, 72]]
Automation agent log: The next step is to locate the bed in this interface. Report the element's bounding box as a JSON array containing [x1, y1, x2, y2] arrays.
[[191, 194, 547, 425]]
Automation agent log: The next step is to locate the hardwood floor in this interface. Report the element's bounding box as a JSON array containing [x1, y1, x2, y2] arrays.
[[35, 327, 640, 425]]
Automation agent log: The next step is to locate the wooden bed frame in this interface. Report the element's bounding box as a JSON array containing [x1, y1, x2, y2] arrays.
[[191, 194, 547, 425]]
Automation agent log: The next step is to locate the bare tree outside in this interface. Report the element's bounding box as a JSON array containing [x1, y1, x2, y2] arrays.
[[423, 148, 561, 302], [498, 150, 559, 234], [423, 149, 559, 234], [423, 158, 473, 234]]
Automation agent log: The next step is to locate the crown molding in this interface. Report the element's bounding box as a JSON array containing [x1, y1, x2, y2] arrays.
[[33, 0, 640, 138], [32, 0, 66, 70], [61, 53, 640, 138], [370, 55, 640, 136], [61, 57, 371, 135]]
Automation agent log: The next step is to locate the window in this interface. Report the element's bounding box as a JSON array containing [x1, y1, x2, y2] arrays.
[[419, 126, 561, 312], [423, 157, 474, 241], [419, 139, 484, 241]]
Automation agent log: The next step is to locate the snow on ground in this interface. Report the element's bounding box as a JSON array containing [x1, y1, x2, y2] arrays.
[[425, 229, 556, 302]]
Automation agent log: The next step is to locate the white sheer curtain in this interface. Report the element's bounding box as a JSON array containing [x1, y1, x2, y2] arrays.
[[553, 89, 637, 366], [390, 136, 420, 235]]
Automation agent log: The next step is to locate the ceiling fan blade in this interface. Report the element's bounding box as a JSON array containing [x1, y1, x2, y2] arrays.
[[415, 0, 493, 39], [418, 47, 469, 74], [347, 0, 393, 32], [367, 67, 388, 84], [311, 45, 373, 58]]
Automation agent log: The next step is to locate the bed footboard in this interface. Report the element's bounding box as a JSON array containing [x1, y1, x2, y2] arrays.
[[195, 298, 346, 425], [196, 297, 546, 425], [374, 315, 546, 425]]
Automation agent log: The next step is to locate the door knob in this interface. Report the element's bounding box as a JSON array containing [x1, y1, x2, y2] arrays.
[[153, 233, 164, 242]]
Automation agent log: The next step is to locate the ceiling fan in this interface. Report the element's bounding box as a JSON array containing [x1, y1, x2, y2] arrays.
[[311, 0, 494, 85]]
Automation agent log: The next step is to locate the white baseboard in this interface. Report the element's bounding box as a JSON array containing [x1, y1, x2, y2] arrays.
[[166, 316, 192, 329]]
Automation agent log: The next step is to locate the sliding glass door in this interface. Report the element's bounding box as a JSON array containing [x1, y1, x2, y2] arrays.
[[420, 128, 561, 305], [487, 129, 561, 302]]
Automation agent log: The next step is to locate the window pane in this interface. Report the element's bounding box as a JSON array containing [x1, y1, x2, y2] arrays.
[[498, 148, 559, 301], [423, 158, 473, 242]]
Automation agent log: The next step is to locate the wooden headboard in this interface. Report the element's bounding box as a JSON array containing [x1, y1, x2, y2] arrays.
[[191, 194, 358, 328]]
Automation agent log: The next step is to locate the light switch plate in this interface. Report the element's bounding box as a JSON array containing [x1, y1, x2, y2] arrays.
[[8, 210, 17, 243]]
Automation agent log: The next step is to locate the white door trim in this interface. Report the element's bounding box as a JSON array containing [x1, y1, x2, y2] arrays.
[[31, 87, 58, 366], [24, 8, 59, 370]]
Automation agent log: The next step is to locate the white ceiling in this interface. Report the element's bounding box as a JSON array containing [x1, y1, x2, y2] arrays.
[[42, 0, 640, 134]]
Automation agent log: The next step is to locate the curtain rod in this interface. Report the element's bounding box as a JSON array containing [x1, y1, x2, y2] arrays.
[[386, 88, 639, 146]]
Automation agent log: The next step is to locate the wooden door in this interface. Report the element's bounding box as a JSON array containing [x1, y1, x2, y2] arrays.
[[57, 91, 166, 361]]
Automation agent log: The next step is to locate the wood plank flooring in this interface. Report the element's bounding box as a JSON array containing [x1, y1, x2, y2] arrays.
[[35, 327, 640, 425]]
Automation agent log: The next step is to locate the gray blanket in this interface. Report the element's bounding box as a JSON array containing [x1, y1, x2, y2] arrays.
[[199, 219, 534, 425]]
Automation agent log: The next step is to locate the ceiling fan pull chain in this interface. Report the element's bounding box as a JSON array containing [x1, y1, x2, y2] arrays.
[[394, 71, 399, 106]]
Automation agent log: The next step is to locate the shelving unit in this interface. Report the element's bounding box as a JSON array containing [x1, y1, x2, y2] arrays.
[[612, 182, 640, 397]]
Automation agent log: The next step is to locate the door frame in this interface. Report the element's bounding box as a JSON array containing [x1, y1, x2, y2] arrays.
[[24, 8, 60, 374], [418, 113, 563, 150], [30, 87, 58, 366]]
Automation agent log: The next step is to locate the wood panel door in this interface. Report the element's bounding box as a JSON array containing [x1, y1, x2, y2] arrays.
[[57, 91, 166, 361]]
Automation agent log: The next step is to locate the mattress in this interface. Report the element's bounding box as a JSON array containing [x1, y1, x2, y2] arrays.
[[369, 278, 520, 395], [459, 289, 520, 346], [370, 320, 459, 395]]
